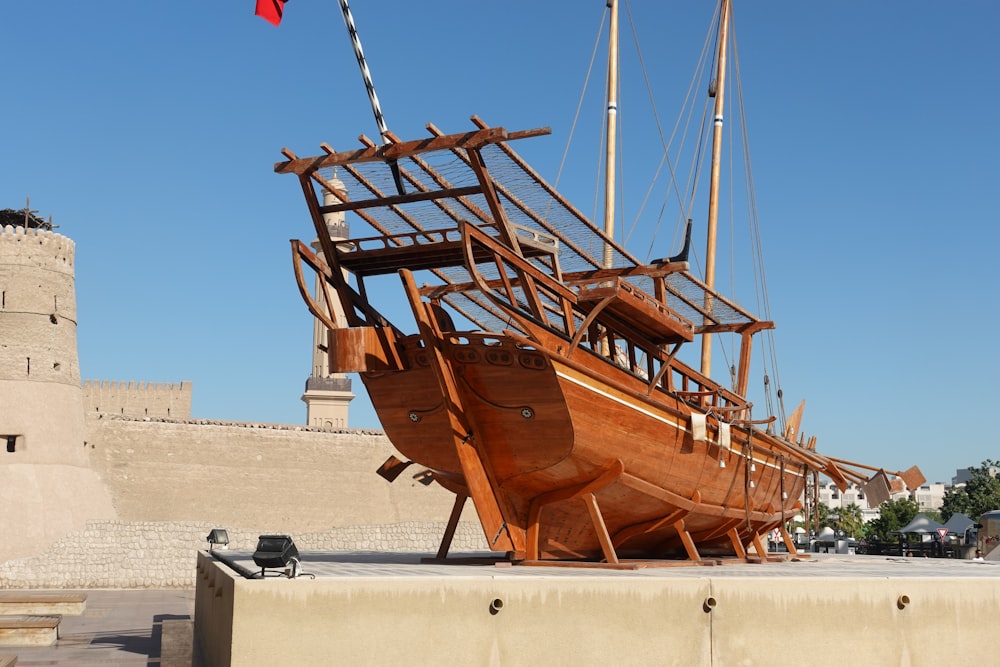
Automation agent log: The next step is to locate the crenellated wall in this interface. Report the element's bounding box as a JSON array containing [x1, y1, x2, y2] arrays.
[[0, 224, 78, 386], [82, 379, 192, 419]]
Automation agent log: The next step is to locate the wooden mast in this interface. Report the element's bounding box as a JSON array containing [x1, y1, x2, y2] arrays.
[[699, 0, 731, 377], [602, 0, 619, 270]]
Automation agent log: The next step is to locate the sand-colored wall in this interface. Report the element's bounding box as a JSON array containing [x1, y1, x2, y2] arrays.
[[84, 416, 471, 532], [196, 552, 1000, 667], [0, 416, 484, 588], [81, 380, 192, 420], [0, 520, 486, 589]]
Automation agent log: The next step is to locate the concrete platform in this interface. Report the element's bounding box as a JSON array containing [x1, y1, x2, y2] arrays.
[[196, 550, 1000, 666], [0, 593, 86, 616], [0, 617, 59, 648], [7, 589, 195, 666]]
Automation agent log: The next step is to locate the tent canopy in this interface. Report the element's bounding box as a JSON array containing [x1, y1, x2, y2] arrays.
[[943, 513, 975, 535], [893, 513, 946, 535]]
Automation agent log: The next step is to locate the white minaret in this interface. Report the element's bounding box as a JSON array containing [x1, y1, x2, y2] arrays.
[[301, 176, 355, 428]]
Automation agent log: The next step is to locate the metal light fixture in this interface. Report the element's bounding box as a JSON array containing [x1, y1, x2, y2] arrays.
[[206, 528, 229, 550], [253, 535, 300, 577]]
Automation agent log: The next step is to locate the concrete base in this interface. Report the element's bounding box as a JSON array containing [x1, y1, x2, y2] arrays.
[[0, 616, 59, 647], [0, 593, 86, 616], [194, 550, 1000, 666]]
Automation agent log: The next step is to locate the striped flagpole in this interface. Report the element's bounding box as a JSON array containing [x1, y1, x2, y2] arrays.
[[337, 0, 405, 194]]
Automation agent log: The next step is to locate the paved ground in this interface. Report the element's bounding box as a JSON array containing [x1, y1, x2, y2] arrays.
[[5, 589, 197, 667]]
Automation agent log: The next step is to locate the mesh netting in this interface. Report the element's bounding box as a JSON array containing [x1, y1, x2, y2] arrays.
[[313, 129, 754, 334]]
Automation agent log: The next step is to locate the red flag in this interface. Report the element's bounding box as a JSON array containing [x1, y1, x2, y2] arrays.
[[255, 0, 287, 26]]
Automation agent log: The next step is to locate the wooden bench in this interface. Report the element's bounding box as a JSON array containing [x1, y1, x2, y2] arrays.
[[0, 654, 17, 667], [0, 592, 86, 616], [0, 616, 60, 647]]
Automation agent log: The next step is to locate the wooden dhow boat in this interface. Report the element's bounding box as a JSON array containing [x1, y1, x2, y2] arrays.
[[278, 0, 923, 566]]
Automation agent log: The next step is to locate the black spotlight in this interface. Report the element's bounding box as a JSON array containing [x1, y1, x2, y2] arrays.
[[253, 535, 299, 577], [206, 528, 229, 550]]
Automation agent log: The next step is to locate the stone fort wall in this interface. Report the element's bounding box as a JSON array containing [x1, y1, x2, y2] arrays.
[[82, 380, 192, 419], [0, 520, 486, 589], [0, 416, 484, 588], [0, 224, 484, 588]]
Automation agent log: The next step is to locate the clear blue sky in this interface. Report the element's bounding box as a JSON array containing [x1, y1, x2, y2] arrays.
[[3, 1, 997, 486]]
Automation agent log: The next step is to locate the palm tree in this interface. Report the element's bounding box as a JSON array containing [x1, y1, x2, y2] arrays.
[[837, 503, 864, 539]]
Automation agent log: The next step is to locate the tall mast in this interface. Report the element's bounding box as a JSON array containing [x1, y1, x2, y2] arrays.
[[602, 0, 620, 269], [699, 0, 731, 377]]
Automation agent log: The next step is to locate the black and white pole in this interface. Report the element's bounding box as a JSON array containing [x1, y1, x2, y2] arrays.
[[337, 0, 405, 194]]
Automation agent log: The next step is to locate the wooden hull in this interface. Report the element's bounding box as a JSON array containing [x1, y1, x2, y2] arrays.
[[363, 333, 806, 561]]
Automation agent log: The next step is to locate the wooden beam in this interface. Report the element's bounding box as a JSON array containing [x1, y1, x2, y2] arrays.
[[275, 125, 551, 175], [584, 493, 619, 564], [318, 185, 482, 214], [400, 269, 520, 554], [436, 493, 469, 560]]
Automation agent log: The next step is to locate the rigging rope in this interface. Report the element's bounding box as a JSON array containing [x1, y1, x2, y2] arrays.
[[555, 8, 607, 192], [555, 1, 788, 434], [730, 15, 787, 432]]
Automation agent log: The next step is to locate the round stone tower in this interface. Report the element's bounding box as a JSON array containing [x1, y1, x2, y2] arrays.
[[0, 219, 114, 563]]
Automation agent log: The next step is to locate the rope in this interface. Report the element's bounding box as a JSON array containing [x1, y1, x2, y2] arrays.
[[337, 0, 390, 144], [635, 3, 721, 263], [744, 405, 755, 533], [555, 8, 608, 192], [717, 12, 786, 431]]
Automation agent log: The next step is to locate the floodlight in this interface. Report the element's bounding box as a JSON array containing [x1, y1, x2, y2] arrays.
[[206, 528, 229, 550], [253, 535, 300, 577]]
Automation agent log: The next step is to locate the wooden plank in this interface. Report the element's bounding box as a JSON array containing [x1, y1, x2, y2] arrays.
[[577, 279, 694, 344], [436, 493, 469, 559], [727, 527, 747, 558], [584, 493, 619, 564], [327, 327, 399, 373], [400, 269, 520, 554], [673, 519, 702, 562], [275, 125, 551, 175], [317, 185, 482, 215], [337, 236, 558, 277]]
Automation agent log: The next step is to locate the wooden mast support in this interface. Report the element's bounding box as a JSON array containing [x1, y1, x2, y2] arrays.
[[602, 0, 620, 270], [700, 0, 731, 377], [399, 269, 522, 556]]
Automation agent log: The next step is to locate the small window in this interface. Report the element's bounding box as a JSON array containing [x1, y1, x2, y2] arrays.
[[5, 435, 21, 453]]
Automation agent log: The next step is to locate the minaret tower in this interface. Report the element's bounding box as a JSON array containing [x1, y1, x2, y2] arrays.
[[0, 206, 114, 563], [301, 177, 355, 428]]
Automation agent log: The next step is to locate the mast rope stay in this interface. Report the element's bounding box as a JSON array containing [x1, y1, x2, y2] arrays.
[[555, 7, 608, 194], [336, 0, 406, 195], [727, 15, 787, 432]]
